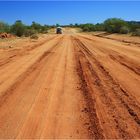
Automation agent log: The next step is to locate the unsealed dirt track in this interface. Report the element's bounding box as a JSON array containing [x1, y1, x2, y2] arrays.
[[0, 33, 140, 139]]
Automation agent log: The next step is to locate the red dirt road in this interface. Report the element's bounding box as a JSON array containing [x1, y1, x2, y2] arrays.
[[0, 33, 140, 139]]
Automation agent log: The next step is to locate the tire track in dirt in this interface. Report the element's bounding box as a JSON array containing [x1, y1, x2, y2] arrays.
[[0, 33, 140, 139], [0, 36, 63, 97], [95, 33, 140, 47], [72, 36, 105, 139], [75, 37, 140, 124], [0, 35, 59, 78], [78, 34, 140, 96], [78, 35, 140, 76], [77, 35, 140, 100], [0, 36, 64, 139], [77, 36, 140, 100], [15, 35, 89, 139], [72, 36, 140, 139], [109, 54, 140, 75], [0, 35, 58, 68], [0, 36, 63, 106], [78, 34, 140, 61]]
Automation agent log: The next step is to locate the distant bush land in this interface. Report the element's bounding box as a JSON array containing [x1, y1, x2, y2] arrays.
[[0, 18, 140, 36], [73, 18, 140, 36], [30, 34, 39, 39], [0, 20, 51, 37]]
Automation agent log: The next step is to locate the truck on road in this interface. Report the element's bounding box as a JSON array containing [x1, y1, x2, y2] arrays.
[[56, 27, 63, 34]]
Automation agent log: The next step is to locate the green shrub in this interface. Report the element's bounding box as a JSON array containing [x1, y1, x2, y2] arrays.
[[0, 21, 10, 33], [82, 26, 90, 32], [81, 24, 95, 32], [94, 23, 105, 31], [11, 20, 26, 37], [24, 29, 37, 37], [40, 25, 49, 33], [120, 26, 130, 34], [127, 21, 140, 32], [30, 34, 38, 39], [31, 21, 42, 32], [104, 18, 128, 33], [132, 29, 140, 36]]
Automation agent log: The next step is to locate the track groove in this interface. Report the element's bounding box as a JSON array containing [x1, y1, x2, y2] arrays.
[[0, 36, 63, 106], [72, 36, 105, 139], [109, 54, 140, 75], [0, 33, 140, 139], [72, 36, 140, 138], [75, 37, 140, 123], [0, 35, 58, 68]]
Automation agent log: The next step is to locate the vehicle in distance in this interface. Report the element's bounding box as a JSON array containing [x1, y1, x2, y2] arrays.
[[56, 27, 63, 34]]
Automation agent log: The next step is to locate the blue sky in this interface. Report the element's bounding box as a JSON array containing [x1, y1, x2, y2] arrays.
[[0, 1, 140, 25]]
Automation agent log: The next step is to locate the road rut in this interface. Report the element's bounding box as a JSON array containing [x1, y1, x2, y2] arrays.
[[0, 34, 140, 139]]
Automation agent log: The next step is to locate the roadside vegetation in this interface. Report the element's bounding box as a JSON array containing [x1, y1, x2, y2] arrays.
[[69, 18, 140, 36], [0, 20, 50, 37], [0, 18, 140, 37]]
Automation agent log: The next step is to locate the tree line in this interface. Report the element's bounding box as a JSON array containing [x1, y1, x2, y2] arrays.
[[68, 18, 140, 36], [0, 20, 51, 37], [0, 18, 140, 37]]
